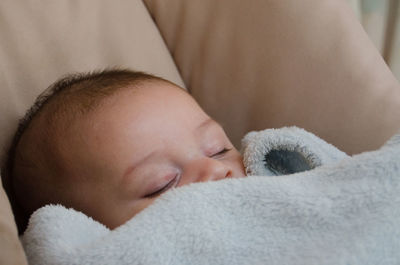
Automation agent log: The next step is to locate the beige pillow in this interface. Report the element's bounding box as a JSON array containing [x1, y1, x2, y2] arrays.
[[0, 0, 184, 164], [0, 0, 184, 261], [144, 0, 400, 154], [0, 183, 27, 265]]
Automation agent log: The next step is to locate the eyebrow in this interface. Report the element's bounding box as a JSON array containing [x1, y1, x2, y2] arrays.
[[122, 150, 157, 179], [196, 118, 217, 131]]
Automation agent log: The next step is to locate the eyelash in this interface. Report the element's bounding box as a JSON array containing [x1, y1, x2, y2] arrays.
[[211, 147, 232, 157], [144, 148, 232, 198], [145, 174, 179, 198]]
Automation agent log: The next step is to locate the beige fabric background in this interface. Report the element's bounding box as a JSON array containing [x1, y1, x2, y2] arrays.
[[0, 0, 184, 164], [144, 0, 400, 155], [349, 0, 400, 80], [0, 185, 26, 265]]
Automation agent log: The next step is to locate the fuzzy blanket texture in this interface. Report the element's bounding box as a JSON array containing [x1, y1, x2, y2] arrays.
[[22, 127, 400, 265]]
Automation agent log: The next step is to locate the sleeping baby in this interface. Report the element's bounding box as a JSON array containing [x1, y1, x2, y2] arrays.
[[7, 69, 400, 265], [6, 69, 246, 232]]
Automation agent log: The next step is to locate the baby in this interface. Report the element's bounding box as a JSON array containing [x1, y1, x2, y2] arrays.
[[6, 69, 246, 232]]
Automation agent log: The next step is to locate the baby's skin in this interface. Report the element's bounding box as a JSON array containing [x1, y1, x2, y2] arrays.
[[31, 81, 246, 229]]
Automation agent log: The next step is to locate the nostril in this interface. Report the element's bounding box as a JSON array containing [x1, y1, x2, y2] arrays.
[[225, 170, 233, 179]]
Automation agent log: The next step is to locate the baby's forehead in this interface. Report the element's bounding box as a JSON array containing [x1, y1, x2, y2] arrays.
[[27, 81, 195, 155], [41, 82, 192, 141], [91, 82, 193, 113]]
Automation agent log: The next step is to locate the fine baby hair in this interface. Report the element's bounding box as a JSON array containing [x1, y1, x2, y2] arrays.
[[4, 69, 171, 233]]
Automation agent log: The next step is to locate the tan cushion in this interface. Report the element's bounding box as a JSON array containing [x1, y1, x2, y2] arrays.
[[0, 182, 27, 265], [0, 0, 184, 163], [0, 0, 184, 261], [144, 0, 400, 154]]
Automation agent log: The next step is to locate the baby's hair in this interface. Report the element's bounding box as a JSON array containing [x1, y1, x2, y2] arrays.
[[2, 68, 173, 234]]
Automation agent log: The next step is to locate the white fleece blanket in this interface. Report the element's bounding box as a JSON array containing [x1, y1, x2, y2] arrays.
[[22, 127, 400, 265]]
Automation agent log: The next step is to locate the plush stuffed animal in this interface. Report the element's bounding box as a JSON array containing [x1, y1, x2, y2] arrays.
[[242, 126, 349, 176]]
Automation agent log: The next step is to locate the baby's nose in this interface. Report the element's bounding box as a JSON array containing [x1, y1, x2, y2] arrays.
[[185, 158, 232, 183]]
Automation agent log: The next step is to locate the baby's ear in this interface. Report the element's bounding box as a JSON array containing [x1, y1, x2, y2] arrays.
[[241, 126, 349, 176]]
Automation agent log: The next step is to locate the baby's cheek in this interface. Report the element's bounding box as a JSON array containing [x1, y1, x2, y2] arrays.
[[116, 198, 157, 228], [230, 153, 246, 178]]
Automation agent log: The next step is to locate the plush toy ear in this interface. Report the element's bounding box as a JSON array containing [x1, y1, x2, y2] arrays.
[[264, 149, 314, 175], [242, 127, 349, 176]]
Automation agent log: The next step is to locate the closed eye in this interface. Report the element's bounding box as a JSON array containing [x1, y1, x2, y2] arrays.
[[211, 148, 232, 158], [144, 174, 180, 198]]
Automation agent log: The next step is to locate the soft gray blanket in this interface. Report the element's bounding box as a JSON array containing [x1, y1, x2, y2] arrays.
[[22, 127, 400, 265]]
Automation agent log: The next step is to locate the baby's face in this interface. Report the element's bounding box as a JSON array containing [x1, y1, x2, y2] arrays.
[[56, 81, 245, 229]]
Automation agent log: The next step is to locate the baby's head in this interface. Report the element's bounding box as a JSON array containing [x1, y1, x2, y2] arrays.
[[6, 69, 245, 232]]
